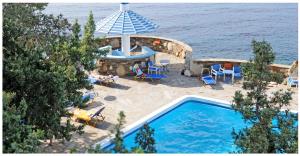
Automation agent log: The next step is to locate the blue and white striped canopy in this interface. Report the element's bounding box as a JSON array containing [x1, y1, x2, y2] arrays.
[[96, 10, 158, 35]]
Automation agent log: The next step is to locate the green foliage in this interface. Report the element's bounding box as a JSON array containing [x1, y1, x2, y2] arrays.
[[134, 123, 156, 153], [83, 11, 96, 43], [79, 11, 104, 71], [87, 112, 156, 154], [131, 147, 145, 153], [112, 111, 128, 153], [87, 144, 108, 153], [232, 40, 298, 153], [3, 92, 44, 153], [3, 4, 107, 152], [69, 147, 78, 153]]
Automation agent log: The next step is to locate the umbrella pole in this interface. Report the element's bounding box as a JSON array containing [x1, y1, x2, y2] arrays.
[[121, 34, 130, 56]]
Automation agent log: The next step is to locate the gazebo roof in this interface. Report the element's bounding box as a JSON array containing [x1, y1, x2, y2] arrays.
[[96, 5, 158, 35]]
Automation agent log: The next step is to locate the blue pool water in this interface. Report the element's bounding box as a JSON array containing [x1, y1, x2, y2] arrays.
[[105, 100, 248, 153]]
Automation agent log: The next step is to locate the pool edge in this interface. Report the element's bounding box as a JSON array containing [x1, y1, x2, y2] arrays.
[[95, 95, 234, 149], [95, 95, 298, 150]]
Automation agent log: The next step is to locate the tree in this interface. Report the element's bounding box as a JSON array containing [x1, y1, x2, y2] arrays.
[[112, 111, 128, 153], [80, 11, 98, 71], [3, 92, 44, 153], [232, 40, 298, 153], [134, 123, 156, 153], [2, 3, 102, 150], [88, 111, 156, 153], [87, 144, 107, 153], [111, 112, 157, 153]]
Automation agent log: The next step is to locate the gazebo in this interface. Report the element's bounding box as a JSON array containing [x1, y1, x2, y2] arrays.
[[96, 2, 158, 56]]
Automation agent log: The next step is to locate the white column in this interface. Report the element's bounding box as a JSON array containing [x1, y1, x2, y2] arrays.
[[120, 3, 128, 11], [120, 3, 130, 56], [121, 34, 130, 56]]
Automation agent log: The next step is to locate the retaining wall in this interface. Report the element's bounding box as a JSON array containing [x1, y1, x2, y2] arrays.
[[191, 58, 291, 76], [97, 35, 293, 77], [97, 35, 193, 76]]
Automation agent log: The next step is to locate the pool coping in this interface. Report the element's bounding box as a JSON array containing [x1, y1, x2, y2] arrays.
[[95, 95, 298, 149]]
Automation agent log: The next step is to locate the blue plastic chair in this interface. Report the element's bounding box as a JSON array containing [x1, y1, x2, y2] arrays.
[[211, 64, 224, 80], [233, 65, 243, 79], [148, 61, 161, 74], [82, 91, 96, 102], [287, 77, 298, 88], [201, 75, 216, 85], [134, 67, 167, 81]]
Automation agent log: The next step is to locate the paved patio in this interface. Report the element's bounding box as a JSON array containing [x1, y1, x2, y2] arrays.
[[41, 53, 298, 153]]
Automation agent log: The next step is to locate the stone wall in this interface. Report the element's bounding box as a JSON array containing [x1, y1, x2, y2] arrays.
[[97, 35, 193, 75], [97, 35, 294, 77], [95, 57, 151, 76], [191, 58, 292, 77]]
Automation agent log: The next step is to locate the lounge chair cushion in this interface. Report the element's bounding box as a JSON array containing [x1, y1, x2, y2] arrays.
[[136, 68, 144, 76], [87, 76, 100, 84], [146, 73, 167, 79], [288, 77, 298, 86], [82, 92, 95, 101], [202, 75, 216, 85]]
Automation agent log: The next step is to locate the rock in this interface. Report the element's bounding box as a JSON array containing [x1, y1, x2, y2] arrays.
[[167, 42, 173, 51], [99, 63, 108, 73], [163, 42, 168, 47], [288, 60, 298, 77], [116, 64, 126, 76], [184, 70, 192, 77]]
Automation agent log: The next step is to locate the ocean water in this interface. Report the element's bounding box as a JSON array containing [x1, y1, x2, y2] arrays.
[[44, 3, 298, 65], [104, 100, 248, 153]]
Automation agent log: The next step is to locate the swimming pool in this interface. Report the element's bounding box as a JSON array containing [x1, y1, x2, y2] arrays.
[[100, 96, 248, 153]]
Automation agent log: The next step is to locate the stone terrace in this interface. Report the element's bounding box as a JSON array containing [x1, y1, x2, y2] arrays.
[[41, 52, 298, 153]]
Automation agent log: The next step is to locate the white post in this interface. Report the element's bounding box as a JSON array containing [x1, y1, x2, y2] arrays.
[[120, 3, 128, 11], [121, 34, 130, 56], [120, 3, 130, 56]]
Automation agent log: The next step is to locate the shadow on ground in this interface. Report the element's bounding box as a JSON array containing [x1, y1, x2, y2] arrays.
[[104, 95, 117, 101], [121, 63, 228, 89], [85, 101, 105, 110], [96, 121, 115, 130], [41, 131, 109, 153]]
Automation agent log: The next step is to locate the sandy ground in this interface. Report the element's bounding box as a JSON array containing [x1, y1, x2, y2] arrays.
[[41, 53, 298, 153]]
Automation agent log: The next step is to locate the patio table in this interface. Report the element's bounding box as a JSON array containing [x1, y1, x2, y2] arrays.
[[223, 69, 234, 83], [160, 59, 170, 72]]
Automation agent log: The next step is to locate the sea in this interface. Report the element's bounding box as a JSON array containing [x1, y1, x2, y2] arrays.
[[44, 3, 298, 65]]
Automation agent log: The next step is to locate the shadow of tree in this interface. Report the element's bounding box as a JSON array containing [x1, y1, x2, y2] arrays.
[[96, 121, 115, 130], [41, 131, 110, 153], [112, 83, 131, 90], [85, 101, 105, 110], [40, 119, 116, 153], [210, 82, 225, 90]]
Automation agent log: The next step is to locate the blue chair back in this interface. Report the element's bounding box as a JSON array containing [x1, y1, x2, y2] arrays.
[[233, 65, 241, 73], [148, 61, 154, 67], [211, 64, 221, 71]]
